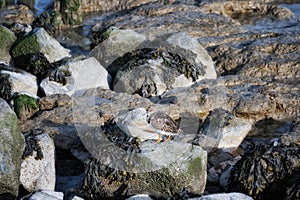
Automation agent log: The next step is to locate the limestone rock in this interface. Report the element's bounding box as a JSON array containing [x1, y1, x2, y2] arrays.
[[195, 108, 253, 153], [20, 133, 56, 192], [159, 75, 299, 122], [0, 98, 25, 199], [81, 0, 157, 12], [0, 67, 38, 102], [28, 190, 64, 200], [0, 25, 16, 64], [90, 27, 146, 70], [82, 139, 207, 198], [0, 4, 34, 24], [89, 3, 244, 40], [112, 32, 216, 96], [189, 192, 253, 200], [208, 30, 300, 83], [40, 57, 111, 96], [199, 1, 293, 25], [11, 28, 71, 76]]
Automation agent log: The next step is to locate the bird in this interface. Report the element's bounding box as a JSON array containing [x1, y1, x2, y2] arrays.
[[146, 111, 181, 143]]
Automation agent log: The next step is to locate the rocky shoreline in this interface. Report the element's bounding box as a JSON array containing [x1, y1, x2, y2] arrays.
[[0, 0, 299, 200]]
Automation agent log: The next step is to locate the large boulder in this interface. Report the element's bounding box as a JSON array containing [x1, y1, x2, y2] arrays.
[[0, 66, 38, 102], [0, 98, 25, 199], [0, 25, 17, 64], [40, 57, 111, 96], [89, 3, 245, 42], [20, 132, 56, 192], [106, 31, 216, 97], [11, 28, 71, 77], [82, 135, 207, 198]]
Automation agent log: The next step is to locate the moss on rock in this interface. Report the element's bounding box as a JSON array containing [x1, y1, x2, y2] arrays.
[[0, 0, 5, 8], [0, 100, 25, 197], [0, 25, 17, 64], [188, 157, 203, 177], [13, 94, 38, 121], [60, 0, 83, 26], [11, 32, 39, 59]]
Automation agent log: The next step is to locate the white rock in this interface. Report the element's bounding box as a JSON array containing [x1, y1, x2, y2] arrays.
[[126, 194, 153, 200], [90, 27, 146, 68], [166, 32, 217, 82], [198, 108, 253, 153], [29, 190, 64, 200], [20, 133, 56, 192], [0, 98, 24, 197], [40, 57, 111, 96], [1, 69, 38, 97], [35, 28, 71, 63], [189, 192, 253, 200]]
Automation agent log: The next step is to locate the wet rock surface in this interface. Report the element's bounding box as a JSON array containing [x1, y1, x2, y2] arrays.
[[0, 0, 299, 199]]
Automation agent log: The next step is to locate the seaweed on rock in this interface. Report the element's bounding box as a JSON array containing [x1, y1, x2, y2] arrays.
[[22, 129, 44, 160], [112, 48, 205, 82], [79, 121, 141, 199], [229, 142, 300, 199], [13, 94, 38, 120]]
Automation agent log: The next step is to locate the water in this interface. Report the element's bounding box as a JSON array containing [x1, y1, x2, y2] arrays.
[[34, 0, 53, 17], [243, 4, 300, 33], [13, 0, 54, 17]]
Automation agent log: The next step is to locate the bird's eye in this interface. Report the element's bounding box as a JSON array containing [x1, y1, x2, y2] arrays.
[[146, 114, 150, 123]]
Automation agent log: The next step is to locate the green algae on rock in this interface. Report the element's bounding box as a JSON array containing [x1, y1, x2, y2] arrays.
[[0, 25, 17, 64], [0, 98, 25, 198], [13, 94, 38, 121], [60, 0, 83, 26], [11, 28, 71, 77], [0, 0, 5, 8]]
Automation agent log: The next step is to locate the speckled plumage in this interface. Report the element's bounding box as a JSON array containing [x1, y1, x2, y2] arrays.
[[147, 111, 181, 136]]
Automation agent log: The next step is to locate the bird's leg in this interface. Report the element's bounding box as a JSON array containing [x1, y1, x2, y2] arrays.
[[157, 134, 161, 143], [165, 135, 171, 142]]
